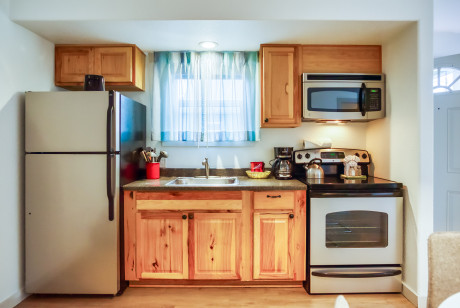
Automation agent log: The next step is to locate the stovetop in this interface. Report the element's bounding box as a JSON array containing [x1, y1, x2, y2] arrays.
[[297, 175, 403, 191]]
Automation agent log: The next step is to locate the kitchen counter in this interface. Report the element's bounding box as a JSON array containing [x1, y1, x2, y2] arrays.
[[123, 176, 307, 191]]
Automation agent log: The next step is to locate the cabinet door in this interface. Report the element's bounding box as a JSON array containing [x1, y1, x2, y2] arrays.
[[190, 213, 241, 279], [55, 47, 93, 83], [261, 46, 300, 127], [253, 213, 294, 280], [94, 47, 133, 83], [136, 212, 188, 279]]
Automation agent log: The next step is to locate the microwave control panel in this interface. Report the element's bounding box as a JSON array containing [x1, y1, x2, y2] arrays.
[[366, 88, 382, 111]]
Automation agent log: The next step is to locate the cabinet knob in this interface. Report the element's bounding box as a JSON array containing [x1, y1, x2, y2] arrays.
[[289, 214, 294, 219], [182, 214, 187, 220], [264, 118, 269, 123], [189, 213, 194, 219]]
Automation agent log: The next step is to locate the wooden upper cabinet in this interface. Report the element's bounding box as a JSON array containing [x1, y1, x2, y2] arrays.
[[260, 45, 301, 128], [55, 44, 145, 91], [302, 45, 382, 74], [190, 213, 241, 280], [55, 47, 93, 83], [94, 47, 132, 83], [136, 212, 188, 279], [253, 213, 294, 280]]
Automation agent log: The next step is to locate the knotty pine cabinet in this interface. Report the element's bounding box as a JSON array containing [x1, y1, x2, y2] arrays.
[[253, 191, 305, 280], [136, 212, 189, 279], [124, 189, 306, 285], [55, 44, 145, 91], [260, 45, 301, 128]]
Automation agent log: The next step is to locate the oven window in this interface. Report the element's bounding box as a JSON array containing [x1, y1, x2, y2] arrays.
[[325, 210, 388, 248], [308, 88, 360, 112]]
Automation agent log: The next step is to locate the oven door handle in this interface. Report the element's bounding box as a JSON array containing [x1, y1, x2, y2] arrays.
[[309, 191, 403, 198], [312, 269, 401, 278]]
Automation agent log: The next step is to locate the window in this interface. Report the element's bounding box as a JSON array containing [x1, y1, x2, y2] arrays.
[[152, 51, 259, 144], [433, 67, 460, 93]]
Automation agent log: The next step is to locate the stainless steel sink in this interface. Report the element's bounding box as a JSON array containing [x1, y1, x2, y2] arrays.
[[165, 176, 239, 186]]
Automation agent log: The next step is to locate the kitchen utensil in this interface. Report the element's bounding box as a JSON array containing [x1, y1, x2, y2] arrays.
[[157, 150, 168, 162], [305, 158, 324, 179]]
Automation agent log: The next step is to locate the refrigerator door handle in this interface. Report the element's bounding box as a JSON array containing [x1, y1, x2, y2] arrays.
[[107, 95, 115, 221], [107, 93, 114, 153], [107, 153, 115, 221]]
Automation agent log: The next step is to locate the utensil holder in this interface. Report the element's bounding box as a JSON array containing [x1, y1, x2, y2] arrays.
[[146, 162, 160, 179]]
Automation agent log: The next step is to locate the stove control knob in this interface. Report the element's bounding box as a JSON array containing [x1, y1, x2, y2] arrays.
[[305, 153, 310, 159], [297, 154, 302, 160], [362, 153, 368, 159], [355, 152, 360, 158]]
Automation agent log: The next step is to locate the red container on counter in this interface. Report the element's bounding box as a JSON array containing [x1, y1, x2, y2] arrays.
[[146, 162, 160, 179], [250, 162, 265, 172]]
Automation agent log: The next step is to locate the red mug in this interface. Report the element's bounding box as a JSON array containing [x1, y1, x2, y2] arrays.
[[146, 162, 160, 179], [250, 162, 265, 172]]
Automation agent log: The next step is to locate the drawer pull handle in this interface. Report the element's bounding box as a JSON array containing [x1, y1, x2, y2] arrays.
[[267, 195, 281, 198], [182, 215, 187, 220]]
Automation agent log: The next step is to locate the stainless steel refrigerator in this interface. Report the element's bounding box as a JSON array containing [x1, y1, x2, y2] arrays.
[[25, 91, 146, 294]]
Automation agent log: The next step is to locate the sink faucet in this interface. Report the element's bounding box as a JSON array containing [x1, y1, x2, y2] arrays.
[[202, 158, 209, 179]]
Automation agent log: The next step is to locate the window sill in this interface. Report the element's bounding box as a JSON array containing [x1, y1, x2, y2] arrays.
[[161, 141, 258, 147]]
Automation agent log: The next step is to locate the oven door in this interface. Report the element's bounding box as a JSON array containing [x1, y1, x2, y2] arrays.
[[310, 195, 403, 265], [303, 82, 384, 121]]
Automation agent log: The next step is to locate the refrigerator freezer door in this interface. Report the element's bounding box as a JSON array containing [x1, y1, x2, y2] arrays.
[[25, 154, 120, 294], [25, 91, 120, 153]]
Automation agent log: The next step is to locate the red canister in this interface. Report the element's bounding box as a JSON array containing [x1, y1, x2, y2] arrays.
[[146, 162, 160, 179], [250, 162, 265, 172]]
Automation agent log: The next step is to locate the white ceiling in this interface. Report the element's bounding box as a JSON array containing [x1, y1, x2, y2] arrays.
[[9, 0, 460, 58], [15, 20, 411, 52]]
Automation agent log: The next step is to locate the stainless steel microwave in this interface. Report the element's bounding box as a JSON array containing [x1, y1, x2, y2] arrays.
[[302, 73, 385, 122]]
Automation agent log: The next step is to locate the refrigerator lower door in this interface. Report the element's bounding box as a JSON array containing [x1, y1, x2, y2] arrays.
[[25, 154, 120, 294]]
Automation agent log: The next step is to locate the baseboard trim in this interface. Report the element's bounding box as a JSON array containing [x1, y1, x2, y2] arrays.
[[0, 289, 29, 308], [402, 283, 418, 307]]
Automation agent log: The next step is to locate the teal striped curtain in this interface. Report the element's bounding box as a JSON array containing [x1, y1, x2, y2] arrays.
[[152, 51, 259, 142]]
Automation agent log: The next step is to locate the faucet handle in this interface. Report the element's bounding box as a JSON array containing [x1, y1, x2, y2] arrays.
[[202, 158, 208, 166]]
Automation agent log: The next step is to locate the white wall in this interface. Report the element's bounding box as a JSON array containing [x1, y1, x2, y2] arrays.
[[0, 1, 55, 307], [367, 17, 434, 307], [156, 123, 368, 168]]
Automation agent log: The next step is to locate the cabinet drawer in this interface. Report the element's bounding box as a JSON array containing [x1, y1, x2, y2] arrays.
[[136, 191, 242, 211], [254, 191, 295, 210]]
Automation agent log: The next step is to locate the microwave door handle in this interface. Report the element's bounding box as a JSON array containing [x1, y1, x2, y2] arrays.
[[359, 83, 366, 116]]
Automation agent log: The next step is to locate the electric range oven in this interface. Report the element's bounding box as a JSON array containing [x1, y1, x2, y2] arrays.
[[293, 148, 403, 294]]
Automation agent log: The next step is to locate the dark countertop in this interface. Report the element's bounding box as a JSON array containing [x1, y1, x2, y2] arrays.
[[123, 176, 307, 191]]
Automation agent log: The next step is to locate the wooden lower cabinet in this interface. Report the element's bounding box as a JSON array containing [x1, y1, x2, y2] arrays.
[[136, 212, 188, 279], [253, 213, 294, 280], [124, 190, 306, 285], [190, 213, 241, 279]]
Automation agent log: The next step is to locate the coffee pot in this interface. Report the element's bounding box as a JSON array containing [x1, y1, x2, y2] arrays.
[[305, 158, 324, 179], [271, 147, 293, 180]]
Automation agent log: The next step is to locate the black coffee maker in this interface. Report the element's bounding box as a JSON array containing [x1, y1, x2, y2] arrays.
[[271, 147, 294, 180]]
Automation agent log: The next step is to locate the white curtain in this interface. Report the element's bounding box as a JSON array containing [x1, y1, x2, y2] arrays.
[[152, 51, 259, 143]]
